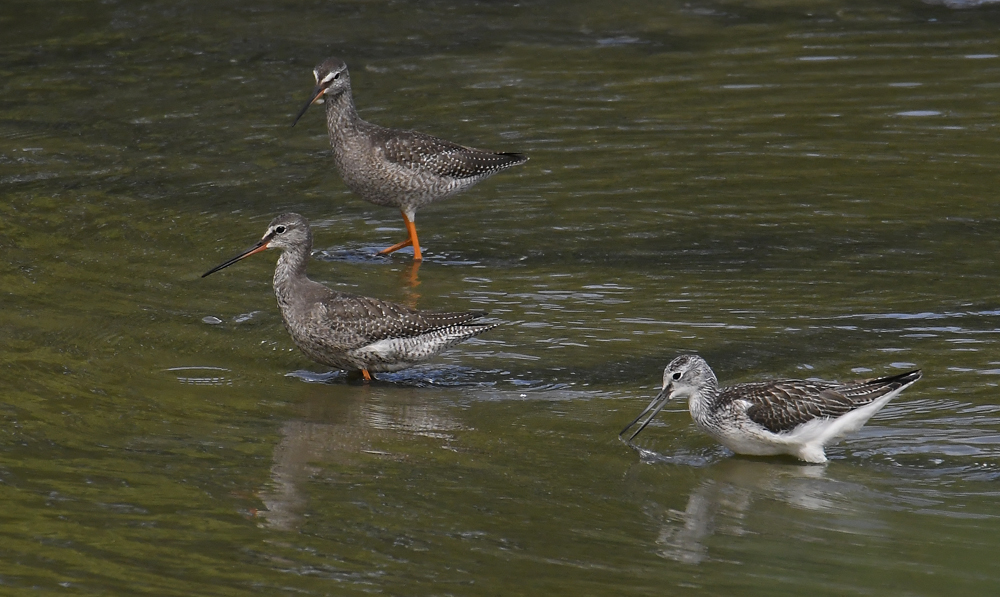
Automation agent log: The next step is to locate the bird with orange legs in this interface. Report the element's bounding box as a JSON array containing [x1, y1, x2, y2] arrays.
[[293, 57, 527, 261]]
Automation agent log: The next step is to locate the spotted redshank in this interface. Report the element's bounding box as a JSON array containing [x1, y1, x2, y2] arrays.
[[620, 355, 922, 463], [202, 213, 499, 381], [292, 57, 528, 261]]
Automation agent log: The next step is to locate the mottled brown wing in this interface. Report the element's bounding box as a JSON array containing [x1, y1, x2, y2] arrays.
[[731, 370, 921, 434], [728, 380, 857, 434], [380, 132, 527, 180], [319, 291, 486, 346]]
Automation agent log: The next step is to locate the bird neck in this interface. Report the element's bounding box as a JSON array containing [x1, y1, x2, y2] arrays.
[[272, 241, 312, 304], [324, 88, 362, 142], [688, 381, 720, 423]]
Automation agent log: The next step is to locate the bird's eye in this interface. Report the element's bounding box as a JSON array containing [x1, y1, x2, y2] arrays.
[[333, 72, 341, 80], [274, 225, 286, 234], [672, 372, 682, 380]]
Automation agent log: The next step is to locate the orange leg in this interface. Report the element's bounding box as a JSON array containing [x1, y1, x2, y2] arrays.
[[378, 237, 412, 254], [404, 213, 422, 261], [377, 210, 422, 261], [362, 369, 372, 382]]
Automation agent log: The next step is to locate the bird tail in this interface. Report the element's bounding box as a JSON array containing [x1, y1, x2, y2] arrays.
[[500, 152, 529, 165], [869, 369, 922, 390]]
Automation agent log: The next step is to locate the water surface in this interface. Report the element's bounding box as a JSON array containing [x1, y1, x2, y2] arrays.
[[3, 0, 1000, 594]]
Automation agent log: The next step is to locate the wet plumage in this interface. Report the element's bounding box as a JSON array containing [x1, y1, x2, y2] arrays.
[[293, 57, 527, 260], [202, 213, 499, 380], [621, 354, 922, 463]]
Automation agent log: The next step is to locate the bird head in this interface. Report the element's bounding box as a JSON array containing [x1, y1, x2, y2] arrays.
[[292, 57, 351, 126], [202, 213, 312, 277]]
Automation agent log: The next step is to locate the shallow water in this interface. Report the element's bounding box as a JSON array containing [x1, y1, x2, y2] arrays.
[[3, 0, 1000, 594]]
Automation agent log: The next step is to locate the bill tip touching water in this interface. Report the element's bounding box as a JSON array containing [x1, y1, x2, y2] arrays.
[[621, 354, 922, 464], [201, 213, 499, 382]]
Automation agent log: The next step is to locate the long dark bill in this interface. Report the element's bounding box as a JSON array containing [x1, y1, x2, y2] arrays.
[[201, 239, 270, 278], [619, 386, 672, 442], [291, 85, 325, 127]]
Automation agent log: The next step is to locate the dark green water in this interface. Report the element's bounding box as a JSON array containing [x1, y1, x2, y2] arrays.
[[3, 0, 1000, 594]]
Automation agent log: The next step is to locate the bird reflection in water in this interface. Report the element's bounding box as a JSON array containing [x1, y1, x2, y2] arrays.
[[632, 458, 877, 565], [256, 385, 461, 530], [399, 259, 421, 295]]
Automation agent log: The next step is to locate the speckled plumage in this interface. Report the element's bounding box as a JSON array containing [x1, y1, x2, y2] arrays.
[[621, 354, 922, 463], [293, 57, 527, 259], [203, 213, 499, 379]]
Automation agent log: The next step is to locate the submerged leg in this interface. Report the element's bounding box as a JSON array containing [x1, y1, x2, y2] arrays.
[[377, 210, 422, 261], [378, 237, 413, 255], [403, 212, 422, 261]]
